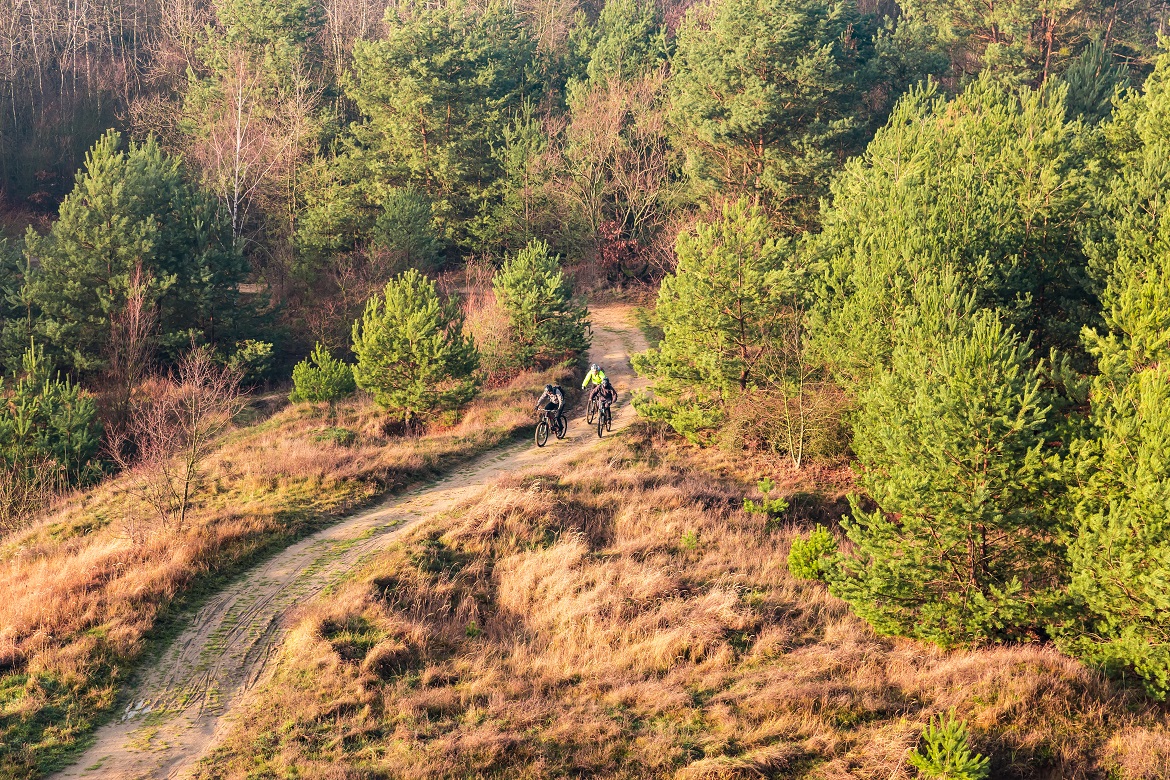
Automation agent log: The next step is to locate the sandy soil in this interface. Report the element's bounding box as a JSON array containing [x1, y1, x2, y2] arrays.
[[52, 304, 648, 780]]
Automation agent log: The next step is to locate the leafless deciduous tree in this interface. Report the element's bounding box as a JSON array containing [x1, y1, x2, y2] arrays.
[[558, 70, 674, 276], [113, 344, 244, 534], [104, 260, 157, 432]]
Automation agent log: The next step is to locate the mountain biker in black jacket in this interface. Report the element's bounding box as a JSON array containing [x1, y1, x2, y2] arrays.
[[535, 384, 566, 431], [597, 378, 617, 408]]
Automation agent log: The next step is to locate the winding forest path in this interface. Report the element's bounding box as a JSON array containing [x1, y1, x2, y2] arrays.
[[54, 304, 647, 780]]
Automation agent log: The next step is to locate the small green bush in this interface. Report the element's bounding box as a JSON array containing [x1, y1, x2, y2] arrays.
[[787, 524, 838, 581], [229, 339, 274, 386], [680, 528, 700, 550], [312, 427, 358, 447], [908, 710, 990, 780], [290, 343, 356, 403], [743, 477, 789, 518]]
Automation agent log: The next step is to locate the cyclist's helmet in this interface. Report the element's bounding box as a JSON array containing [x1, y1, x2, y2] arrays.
[[544, 384, 554, 393], [602, 378, 612, 388], [591, 363, 600, 372]]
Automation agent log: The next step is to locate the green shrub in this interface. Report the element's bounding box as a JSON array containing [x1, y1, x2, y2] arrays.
[[787, 525, 837, 581], [228, 339, 274, 386], [311, 427, 358, 447], [0, 342, 101, 485], [743, 477, 788, 518], [290, 343, 356, 403], [908, 710, 990, 780]]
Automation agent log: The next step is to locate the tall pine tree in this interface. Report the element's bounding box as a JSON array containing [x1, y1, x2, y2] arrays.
[[1066, 51, 1170, 698], [813, 77, 1098, 392], [23, 131, 245, 374], [828, 274, 1065, 645]]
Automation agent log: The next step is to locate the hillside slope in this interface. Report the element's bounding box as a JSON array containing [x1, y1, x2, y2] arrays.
[[43, 307, 645, 779], [194, 430, 1170, 780]]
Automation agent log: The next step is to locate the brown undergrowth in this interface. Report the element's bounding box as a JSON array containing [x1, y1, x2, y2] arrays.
[[0, 365, 571, 778], [195, 426, 1170, 780]]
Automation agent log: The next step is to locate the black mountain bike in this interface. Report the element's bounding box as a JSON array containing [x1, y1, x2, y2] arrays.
[[586, 391, 600, 425], [535, 408, 566, 447], [596, 398, 612, 437]]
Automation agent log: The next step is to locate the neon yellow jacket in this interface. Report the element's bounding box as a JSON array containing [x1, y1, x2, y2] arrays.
[[582, 367, 607, 388]]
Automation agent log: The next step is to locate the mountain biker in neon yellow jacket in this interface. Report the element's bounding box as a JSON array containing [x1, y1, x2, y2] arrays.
[[582, 363, 607, 407]]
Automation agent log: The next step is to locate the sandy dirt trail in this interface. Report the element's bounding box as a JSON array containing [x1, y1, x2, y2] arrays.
[[54, 304, 647, 780]]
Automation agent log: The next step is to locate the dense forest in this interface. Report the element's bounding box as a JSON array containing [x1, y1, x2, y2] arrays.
[[4, 0, 1170, 770]]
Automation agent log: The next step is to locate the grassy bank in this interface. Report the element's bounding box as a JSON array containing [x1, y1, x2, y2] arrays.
[[0, 365, 572, 778], [195, 426, 1169, 780]]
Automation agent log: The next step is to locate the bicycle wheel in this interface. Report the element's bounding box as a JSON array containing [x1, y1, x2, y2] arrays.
[[586, 395, 597, 424], [605, 406, 613, 432], [555, 414, 567, 439], [597, 409, 605, 438], [536, 419, 549, 447]]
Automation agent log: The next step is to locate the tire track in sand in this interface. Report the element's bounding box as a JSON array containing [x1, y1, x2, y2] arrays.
[[52, 304, 647, 780]]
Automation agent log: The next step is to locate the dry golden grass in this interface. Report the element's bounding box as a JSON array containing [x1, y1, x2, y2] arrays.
[[0, 367, 570, 778], [194, 426, 1170, 780]]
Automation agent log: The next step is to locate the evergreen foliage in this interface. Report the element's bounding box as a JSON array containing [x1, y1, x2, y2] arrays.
[[351, 270, 479, 424], [290, 343, 356, 403], [372, 189, 443, 272], [1060, 38, 1130, 124], [814, 77, 1097, 391], [668, 0, 874, 230], [22, 131, 245, 374], [633, 200, 793, 441], [1065, 52, 1170, 698], [581, 0, 663, 86], [227, 340, 275, 386], [908, 710, 990, 780], [216, 0, 324, 49], [332, 0, 536, 253], [742, 476, 789, 519], [0, 342, 101, 485], [0, 240, 29, 374], [787, 524, 837, 581], [827, 277, 1064, 645], [492, 239, 590, 367]]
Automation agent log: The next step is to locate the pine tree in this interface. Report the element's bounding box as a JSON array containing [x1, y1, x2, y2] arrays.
[[0, 239, 29, 374], [0, 342, 101, 485], [1060, 38, 1129, 124], [372, 189, 443, 273], [23, 131, 245, 374], [493, 239, 589, 367], [1065, 52, 1170, 698], [813, 77, 1098, 392], [351, 269, 479, 425], [668, 0, 873, 231], [828, 275, 1064, 645], [632, 199, 794, 442], [290, 343, 356, 403], [581, 0, 663, 86], [337, 0, 536, 253]]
